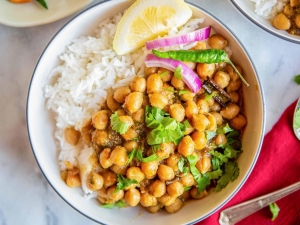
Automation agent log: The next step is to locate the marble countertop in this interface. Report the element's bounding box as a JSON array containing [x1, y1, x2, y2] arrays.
[[0, 0, 299, 224]]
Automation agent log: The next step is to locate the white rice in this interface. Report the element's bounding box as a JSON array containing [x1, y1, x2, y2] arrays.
[[250, 0, 289, 19], [44, 12, 205, 191]]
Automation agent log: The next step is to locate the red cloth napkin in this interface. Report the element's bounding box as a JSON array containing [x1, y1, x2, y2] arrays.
[[197, 100, 300, 225]]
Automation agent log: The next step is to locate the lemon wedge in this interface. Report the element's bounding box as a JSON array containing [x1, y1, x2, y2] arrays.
[[113, 0, 192, 55]]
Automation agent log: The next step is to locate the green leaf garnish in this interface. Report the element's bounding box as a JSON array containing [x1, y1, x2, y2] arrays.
[[178, 157, 189, 175], [151, 144, 161, 152], [145, 106, 186, 145], [114, 175, 139, 193], [183, 186, 192, 191], [174, 65, 183, 79], [269, 202, 280, 221], [183, 120, 191, 128], [294, 108, 300, 129], [36, 0, 48, 9], [216, 123, 233, 135], [205, 131, 216, 141], [126, 148, 137, 165], [110, 112, 131, 135], [215, 161, 240, 192], [294, 75, 300, 85], [101, 200, 125, 209], [136, 150, 159, 162], [206, 169, 223, 180], [179, 90, 190, 95]]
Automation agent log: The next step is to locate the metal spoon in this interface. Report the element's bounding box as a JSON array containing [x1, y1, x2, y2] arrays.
[[293, 97, 300, 140], [219, 98, 300, 225]]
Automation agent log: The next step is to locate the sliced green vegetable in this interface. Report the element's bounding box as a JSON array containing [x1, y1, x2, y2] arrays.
[[36, 0, 48, 9], [174, 65, 183, 79], [204, 92, 214, 101], [114, 175, 139, 193], [269, 202, 280, 221], [294, 75, 300, 85], [110, 112, 131, 135], [179, 90, 190, 95], [101, 200, 126, 209]]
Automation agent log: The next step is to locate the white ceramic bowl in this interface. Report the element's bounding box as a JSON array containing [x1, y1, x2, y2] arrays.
[[27, 0, 265, 224], [230, 0, 300, 44]]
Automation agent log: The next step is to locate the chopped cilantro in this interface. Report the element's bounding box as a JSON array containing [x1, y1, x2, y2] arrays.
[[183, 120, 191, 128], [216, 123, 233, 135], [110, 112, 131, 135], [136, 150, 159, 162], [206, 169, 223, 180], [294, 108, 300, 129], [294, 75, 300, 85], [174, 65, 183, 79], [178, 157, 189, 175], [126, 148, 137, 165], [183, 186, 192, 191], [114, 175, 139, 193], [101, 200, 125, 209], [151, 144, 161, 152], [145, 106, 186, 145], [205, 131, 216, 141], [215, 161, 240, 192], [269, 202, 280, 221]]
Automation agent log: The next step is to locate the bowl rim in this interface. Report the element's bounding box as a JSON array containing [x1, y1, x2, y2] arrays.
[[229, 0, 300, 44], [26, 0, 266, 224]]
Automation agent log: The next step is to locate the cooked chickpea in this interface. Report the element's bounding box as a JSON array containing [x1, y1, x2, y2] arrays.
[[171, 77, 185, 90], [185, 100, 198, 119], [210, 112, 223, 125], [225, 64, 241, 82], [113, 87, 131, 103], [165, 198, 183, 213], [229, 114, 247, 130], [145, 67, 158, 76], [122, 128, 138, 141], [205, 95, 215, 106], [111, 164, 128, 175], [107, 186, 124, 201], [102, 170, 117, 187], [157, 164, 175, 181], [283, 4, 295, 17], [107, 93, 120, 112], [226, 79, 242, 93], [191, 131, 206, 150], [208, 34, 228, 49], [131, 76, 146, 93], [197, 99, 210, 115], [66, 167, 81, 188], [295, 14, 300, 28], [180, 173, 195, 187], [124, 141, 138, 152], [81, 121, 93, 146], [86, 172, 104, 191], [110, 146, 128, 166], [157, 194, 177, 206], [99, 148, 113, 168], [220, 103, 240, 120], [190, 188, 208, 199], [184, 123, 195, 135], [146, 203, 164, 214], [132, 108, 144, 123], [169, 104, 185, 122], [149, 92, 168, 109], [92, 130, 108, 146], [166, 153, 181, 172], [158, 68, 173, 82], [97, 187, 108, 203], [125, 188, 141, 207], [228, 91, 240, 103], [147, 74, 163, 93], [180, 89, 195, 102], [196, 150, 211, 174], [178, 135, 194, 157], [126, 167, 145, 182], [64, 127, 81, 145], [192, 41, 206, 50], [210, 101, 221, 112], [156, 142, 175, 159], [272, 13, 291, 30], [213, 71, 230, 88], [192, 114, 210, 131], [180, 190, 190, 202], [149, 180, 166, 198], [197, 63, 215, 80], [167, 181, 184, 198], [183, 61, 196, 70], [124, 92, 143, 114], [215, 134, 227, 146], [141, 161, 158, 179], [117, 108, 126, 116], [206, 113, 217, 131], [92, 110, 108, 130], [140, 193, 157, 207]]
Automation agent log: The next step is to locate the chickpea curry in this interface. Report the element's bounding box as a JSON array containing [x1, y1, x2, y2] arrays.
[[61, 33, 247, 214], [272, 0, 300, 35]]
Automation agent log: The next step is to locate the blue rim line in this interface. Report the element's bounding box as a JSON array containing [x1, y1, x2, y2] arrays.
[[26, 0, 266, 224]]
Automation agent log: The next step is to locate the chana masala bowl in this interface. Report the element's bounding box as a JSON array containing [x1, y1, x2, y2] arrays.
[[27, 0, 265, 224]]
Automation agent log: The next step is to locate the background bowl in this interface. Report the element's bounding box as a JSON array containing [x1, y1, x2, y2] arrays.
[[230, 0, 300, 44], [27, 0, 265, 224]]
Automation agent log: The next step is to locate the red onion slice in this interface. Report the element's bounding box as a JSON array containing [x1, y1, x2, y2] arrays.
[[145, 54, 202, 93], [146, 26, 211, 50]]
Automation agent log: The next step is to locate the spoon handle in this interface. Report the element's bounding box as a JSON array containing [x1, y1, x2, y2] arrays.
[[219, 181, 300, 225]]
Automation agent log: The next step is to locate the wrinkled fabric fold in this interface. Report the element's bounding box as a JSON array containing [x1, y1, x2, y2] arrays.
[[198, 100, 300, 225]]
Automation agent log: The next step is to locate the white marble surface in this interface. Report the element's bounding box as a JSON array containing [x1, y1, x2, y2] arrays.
[[0, 0, 299, 224]]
